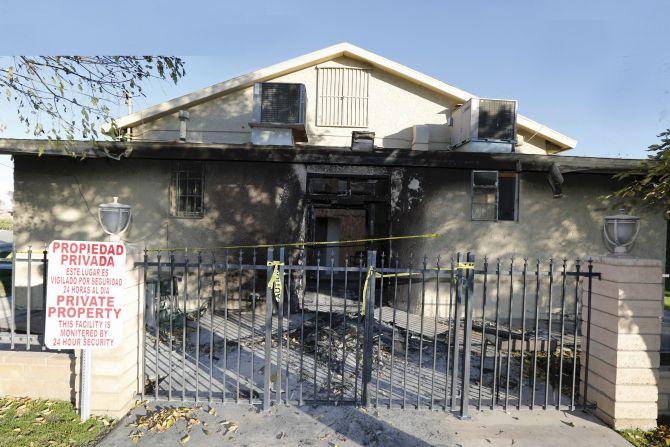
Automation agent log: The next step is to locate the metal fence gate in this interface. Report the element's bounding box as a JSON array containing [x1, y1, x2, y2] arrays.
[[140, 248, 599, 416]]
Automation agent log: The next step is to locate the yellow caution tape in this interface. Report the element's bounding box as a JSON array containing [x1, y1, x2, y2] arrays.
[[457, 262, 475, 270], [266, 261, 285, 303], [361, 266, 376, 316], [142, 233, 441, 253], [12, 233, 442, 254], [360, 263, 475, 315]]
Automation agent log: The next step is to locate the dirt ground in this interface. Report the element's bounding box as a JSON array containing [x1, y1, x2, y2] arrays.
[[97, 401, 630, 447]]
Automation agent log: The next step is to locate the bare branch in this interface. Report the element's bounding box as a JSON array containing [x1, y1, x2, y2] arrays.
[[0, 56, 186, 151]]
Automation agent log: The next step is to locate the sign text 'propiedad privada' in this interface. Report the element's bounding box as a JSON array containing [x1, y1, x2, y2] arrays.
[[44, 240, 126, 350]]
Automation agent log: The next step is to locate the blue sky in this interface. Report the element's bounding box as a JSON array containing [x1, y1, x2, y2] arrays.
[[0, 0, 669, 195]]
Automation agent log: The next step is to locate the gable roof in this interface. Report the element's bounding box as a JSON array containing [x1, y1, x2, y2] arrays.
[[104, 42, 577, 150]]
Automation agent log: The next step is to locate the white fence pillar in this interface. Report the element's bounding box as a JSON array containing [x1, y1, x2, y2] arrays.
[[583, 256, 662, 430], [85, 244, 144, 418]]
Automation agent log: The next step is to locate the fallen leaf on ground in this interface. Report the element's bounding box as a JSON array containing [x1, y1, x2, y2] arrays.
[[219, 420, 239, 434], [130, 431, 144, 444], [135, 407, 196, 433]]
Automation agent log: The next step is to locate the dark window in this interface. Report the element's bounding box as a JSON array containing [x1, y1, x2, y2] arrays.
[[260, 83, 305, 124], [171, 161, 204, 218], [478, 99, 516, 141], [471, 171, 518, 221], [498, 174, 518, 221]]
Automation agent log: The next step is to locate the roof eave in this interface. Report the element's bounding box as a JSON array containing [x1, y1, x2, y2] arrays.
[[102, 42, 577, 150], [0, 139, 634, 173]]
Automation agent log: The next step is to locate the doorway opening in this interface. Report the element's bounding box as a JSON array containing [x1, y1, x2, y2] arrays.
[[306, 173, 391, 264]]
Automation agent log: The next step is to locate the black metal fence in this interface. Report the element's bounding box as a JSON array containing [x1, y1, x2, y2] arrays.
[[139, 247, 599, 417], [0, 248, 49, 350]]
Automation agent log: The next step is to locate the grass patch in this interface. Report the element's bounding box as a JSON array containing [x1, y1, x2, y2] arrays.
[[0, 219, 11, 231], [619, 425, 670, 446], [0, 397, 113, 447], [665, 291, 670, 311]]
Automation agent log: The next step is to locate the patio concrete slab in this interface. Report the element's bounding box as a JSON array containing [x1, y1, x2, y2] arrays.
[[97, 402, 631, 447]]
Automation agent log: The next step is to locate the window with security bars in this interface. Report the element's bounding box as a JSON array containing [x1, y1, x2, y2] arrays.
[[477, 99, 516, 141], [316, 67, 370, 127], [255, 82, 306, 125], [171, 161, 204, 218], [471, 170, 518, 221]]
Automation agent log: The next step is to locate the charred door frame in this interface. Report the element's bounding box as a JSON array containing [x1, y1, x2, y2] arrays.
[[305, 170, 391, 257]]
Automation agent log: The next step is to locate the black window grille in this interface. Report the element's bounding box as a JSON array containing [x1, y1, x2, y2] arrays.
[[172, 161, 204, 218]]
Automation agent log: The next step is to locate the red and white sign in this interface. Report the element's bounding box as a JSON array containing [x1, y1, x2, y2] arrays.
[[44, 240, 126, 350]]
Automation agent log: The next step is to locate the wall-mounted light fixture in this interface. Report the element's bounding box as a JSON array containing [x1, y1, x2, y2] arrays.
[[603, 208, 640, 255], [98, 197, 132, 235]]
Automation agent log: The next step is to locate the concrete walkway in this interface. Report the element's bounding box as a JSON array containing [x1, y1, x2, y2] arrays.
[[97, 402, 631, 447]]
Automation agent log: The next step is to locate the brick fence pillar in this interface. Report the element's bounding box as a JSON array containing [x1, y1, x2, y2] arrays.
[[584, 255, 662, 430], [85, 244, 144, 418]]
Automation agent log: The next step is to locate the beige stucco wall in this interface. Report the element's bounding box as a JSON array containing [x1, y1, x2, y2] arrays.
[[131, 56, 549, 154], [390, 168, 665, 261], [13, 155, 664, 319], [14, 156, 665, 265], [13, 156, 306, 251]]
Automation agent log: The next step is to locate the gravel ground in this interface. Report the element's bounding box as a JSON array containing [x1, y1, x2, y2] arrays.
[[97, 401, 630, 447]]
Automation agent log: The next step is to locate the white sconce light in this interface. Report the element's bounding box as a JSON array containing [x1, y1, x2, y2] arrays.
[[603, 208, 640, 255], [98, 197, 132, 235]]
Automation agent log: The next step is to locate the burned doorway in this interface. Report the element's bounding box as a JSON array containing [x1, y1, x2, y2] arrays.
[[305, 171, 391, 263]]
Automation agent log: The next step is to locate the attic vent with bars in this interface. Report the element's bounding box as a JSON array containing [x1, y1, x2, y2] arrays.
[[477, 99, 516, 141], [316, 67, 370, 127], [252, 82, 306, 126]]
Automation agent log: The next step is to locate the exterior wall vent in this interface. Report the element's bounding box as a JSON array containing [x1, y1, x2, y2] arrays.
[[178, 110, 190, 142], [316, 67, 370, 127]]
